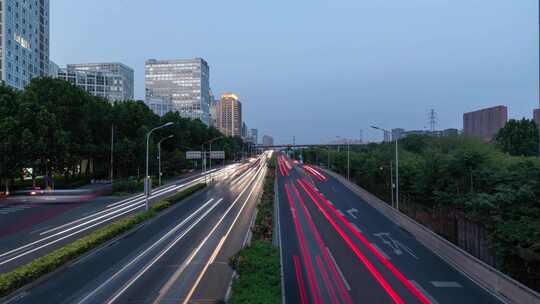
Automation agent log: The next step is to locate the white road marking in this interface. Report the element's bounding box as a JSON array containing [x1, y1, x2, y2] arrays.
[[431, 281, 463, 288], [326, 247, 351, 291], [327, 200, 334, 206], [337, 209, 345, 216], [77, 198, 221, 304], [346, 208, 358, 219], [371, 243, 391, 260], [410, 280, 440, 304], [350, 223, 362, 233], [180, 161, 267, 304]]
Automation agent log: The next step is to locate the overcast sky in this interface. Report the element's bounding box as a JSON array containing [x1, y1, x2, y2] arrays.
[[51, 0, 538, 144]]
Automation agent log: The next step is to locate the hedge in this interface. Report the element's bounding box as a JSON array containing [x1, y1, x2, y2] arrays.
[[228, 154, 281, 303], [229, 241, 281, 304], [0, 182, 206, 298]]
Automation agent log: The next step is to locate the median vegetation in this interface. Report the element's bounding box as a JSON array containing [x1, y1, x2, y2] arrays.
[[228, 154, 281, 304], [0, 183, 206, 298]]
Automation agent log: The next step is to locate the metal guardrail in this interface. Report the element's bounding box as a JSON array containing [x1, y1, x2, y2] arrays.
[[324, 169, 540, 304]]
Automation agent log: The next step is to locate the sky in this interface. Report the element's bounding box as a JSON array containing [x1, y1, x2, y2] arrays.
[[51, 0, 538, 144]]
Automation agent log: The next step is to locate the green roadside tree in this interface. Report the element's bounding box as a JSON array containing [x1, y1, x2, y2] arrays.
[[495, 118, 539, 157]]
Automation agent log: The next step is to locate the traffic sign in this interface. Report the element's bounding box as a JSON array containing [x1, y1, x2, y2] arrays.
[[210, 151, 225, 159], [186, 151, 202, 159]]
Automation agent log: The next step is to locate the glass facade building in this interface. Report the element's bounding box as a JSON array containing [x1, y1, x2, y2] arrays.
[[145, 58, 210, 125], [0, 0, 50, 89], [55, 66, 133, 102], [63, 63, 134, 101]]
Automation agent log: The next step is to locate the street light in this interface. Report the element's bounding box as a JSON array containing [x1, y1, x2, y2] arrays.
[[145, 122, 174, 210], [157, 134, 174, 187], [371, 125, 399, 211]]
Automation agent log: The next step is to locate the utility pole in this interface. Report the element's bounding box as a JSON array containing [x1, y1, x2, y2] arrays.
[[390, 161, 394, 208], [428, 109, 437, 133], [347, 139, 350, 180]]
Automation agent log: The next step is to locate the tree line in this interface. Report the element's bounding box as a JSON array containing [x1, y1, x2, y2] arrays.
[[0, 77, 248, 192], [300, 122, 540, 291]]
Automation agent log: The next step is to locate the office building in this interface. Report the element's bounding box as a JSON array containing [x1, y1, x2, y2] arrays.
[[242, 122, 248, 139], [64, 63, 134, 101], [215, 93, 242, 137], [49, 60, 59, 77], [463, 106, 508, 142], [145, 58, 210, 125], [209, 98, 219, 127], [262, 135, 274, 146], [55, 63, 134, 102], [146, 96, 172, 117], [534, 108, 540, 126], [250, 128, 258, 144], [1, 0, 50, 89]]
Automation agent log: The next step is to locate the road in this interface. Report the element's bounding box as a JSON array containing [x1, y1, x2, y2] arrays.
[[0, 164, 250, 273], [2, 152, 269, 304], [276, 153, 504, 304]]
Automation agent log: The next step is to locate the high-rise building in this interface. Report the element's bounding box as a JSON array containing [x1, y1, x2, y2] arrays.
[[146, 96, 172, 117], [54, 63, 134, 102], [145, 58, 210, 125], [1, 0, 50, 89], [262, 135, 274, 146], [463, 106, 508, 142], [209, 98, 219, 127], [250, 128, 258, 144], [215, 93, 242, 137], [534, 108, 540, 126], [63, 63, 134, 101], [242, 122, 248, 139]]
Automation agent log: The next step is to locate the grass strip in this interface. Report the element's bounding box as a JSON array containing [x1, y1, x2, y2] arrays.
[[228, 154, 281, 303]]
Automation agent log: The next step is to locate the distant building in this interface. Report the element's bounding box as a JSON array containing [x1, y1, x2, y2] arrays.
[[66, 63, 134, 101], [145, 58, 210, 125], [146, 96, 172, 117], [250, 128, 258, 144], [1, 0, 50, 89], [55, 63, 134, 102], [49, 61, 60, 78], [215, 93, 242, 137], [262, 135, 274, 146], [242, 122, 248, 139], [441, 128, 459, 137], [534, 108, 540, 126], [463, 106, 508, 141]]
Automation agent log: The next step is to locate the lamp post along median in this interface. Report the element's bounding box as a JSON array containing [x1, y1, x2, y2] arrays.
[[158, 135, 174, 187], [145, 122, 174, 211]]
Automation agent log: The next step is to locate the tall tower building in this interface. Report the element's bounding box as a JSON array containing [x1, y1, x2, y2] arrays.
[[216, 93, 242, 137], [145, 58, 210, 125], [1, 0, 50, 89]]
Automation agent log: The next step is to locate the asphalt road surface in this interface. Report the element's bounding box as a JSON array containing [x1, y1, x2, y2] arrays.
[[276, 153, 504, 304], [2, 153, 269, 304]]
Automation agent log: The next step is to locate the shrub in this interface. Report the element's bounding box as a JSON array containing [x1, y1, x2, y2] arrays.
[[228, 241, 281, 304], [112, 179, 144, 194]]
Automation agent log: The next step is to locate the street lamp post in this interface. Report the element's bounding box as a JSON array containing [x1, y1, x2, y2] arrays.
[[158, 134, 174, 187], [347, 139, 350, 180], [371, 125, 399, 211], [145, 122, 174, 210]]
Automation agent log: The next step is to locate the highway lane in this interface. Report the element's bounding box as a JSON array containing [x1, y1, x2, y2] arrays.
[[277, 153, 504, 304], [0, 163, 253, 273], [3, 153, 269, 304]]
